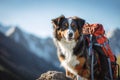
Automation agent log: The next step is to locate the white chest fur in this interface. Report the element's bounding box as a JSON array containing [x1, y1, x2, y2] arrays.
[[58, 39, 80, 75]]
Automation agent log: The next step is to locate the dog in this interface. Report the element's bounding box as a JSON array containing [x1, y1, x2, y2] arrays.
[[51, 15, 108, 80], [51, 15, 90, 80]]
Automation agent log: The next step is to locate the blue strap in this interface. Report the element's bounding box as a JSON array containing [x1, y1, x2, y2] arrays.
[[94, 40, 109, 50]]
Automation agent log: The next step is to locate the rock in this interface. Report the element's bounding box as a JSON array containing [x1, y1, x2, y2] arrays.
[[37, 71, 72, 80]]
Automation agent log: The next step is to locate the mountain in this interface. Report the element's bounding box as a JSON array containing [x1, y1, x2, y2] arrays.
[[107, 28, 120, 55], [0, 24, 60, 67], [0, 31, 62, 80]]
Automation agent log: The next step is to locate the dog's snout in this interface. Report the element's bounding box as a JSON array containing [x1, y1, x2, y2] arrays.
[[69, 33, 73, 37]]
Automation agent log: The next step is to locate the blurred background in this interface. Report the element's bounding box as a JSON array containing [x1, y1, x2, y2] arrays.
[[0, 0, 120, 80]]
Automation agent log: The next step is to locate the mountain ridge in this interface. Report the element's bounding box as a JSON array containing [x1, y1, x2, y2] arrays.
[[0, 31, 62, 80], [0, 24, 59, 63]]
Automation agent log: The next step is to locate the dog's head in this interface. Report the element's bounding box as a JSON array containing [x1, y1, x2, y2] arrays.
[[52, 15, 85, 42]]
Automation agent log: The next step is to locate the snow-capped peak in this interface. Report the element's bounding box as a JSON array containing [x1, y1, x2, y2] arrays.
[[106, 29, 115, 38], [5, 26, 16, 36], [0, 24, 19, 37]]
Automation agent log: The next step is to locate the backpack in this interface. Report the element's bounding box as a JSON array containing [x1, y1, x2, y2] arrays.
[[82, 23, 118, 79]]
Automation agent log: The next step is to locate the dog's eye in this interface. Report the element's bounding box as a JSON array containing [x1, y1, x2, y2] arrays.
[[61, 23, 68, 30], [72, 24, 75, 27], [64, 23, 68, 27], [71, 23, 77, 30], [71, 23, 76, 27]]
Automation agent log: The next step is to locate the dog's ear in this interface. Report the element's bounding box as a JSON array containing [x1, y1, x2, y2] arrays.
[[72, 16, 85, 28], [51, 15, 65, 29], [72, 16, 85, 33]]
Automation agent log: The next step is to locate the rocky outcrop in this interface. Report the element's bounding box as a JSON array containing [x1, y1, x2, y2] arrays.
[[37, 71, 72, 80]]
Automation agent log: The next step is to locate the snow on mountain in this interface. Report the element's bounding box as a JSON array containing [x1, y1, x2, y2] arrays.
[[106, 29, 115, 38], [0, 24, 12, 34], [0, 24, 59, 67]]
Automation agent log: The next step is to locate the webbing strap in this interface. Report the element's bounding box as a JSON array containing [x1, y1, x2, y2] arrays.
[[94, 40, 109, 49], [95, 34, 104, 39], [88, 34, 94, 80], [108, 58, 113, 80]]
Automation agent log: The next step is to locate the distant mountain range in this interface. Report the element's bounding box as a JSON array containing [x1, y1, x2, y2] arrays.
[[0, 24, 62, 80], [107, 28, 120, 55], [0, 23, 120, 80], [0, 24, 60, 66]]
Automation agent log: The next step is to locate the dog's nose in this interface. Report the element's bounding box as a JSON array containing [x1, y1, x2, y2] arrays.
[[69, 33, 73, 37]]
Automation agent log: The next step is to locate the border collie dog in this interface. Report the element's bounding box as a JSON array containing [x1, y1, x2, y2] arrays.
[[51, 15, 90, 80]]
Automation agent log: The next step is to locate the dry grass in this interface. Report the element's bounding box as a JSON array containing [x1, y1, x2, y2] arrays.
[[117, 55, 120, 77], [117, 55, 120, 65]]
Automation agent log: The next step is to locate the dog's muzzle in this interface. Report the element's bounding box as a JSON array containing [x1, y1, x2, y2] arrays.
[[65, 30, 74, 41]]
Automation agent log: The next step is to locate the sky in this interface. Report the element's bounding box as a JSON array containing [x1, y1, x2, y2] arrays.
[[0, 0, 120, 38]]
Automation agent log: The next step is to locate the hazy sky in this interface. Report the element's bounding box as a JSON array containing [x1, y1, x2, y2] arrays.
[[0, 0, 120, 38]]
